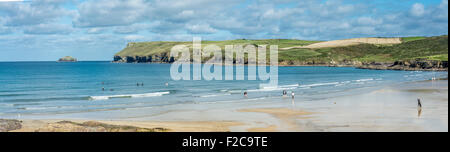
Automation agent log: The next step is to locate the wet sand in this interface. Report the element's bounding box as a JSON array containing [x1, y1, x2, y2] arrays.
[[239, 108, 312, 131], [3, 80, 448, 132], [11, 119, 242, 132]]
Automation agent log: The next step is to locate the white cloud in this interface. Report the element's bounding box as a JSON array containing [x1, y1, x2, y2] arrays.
[[357, 17, 383, 25], [23, 23, 73, 35], [114, 23, 151, 34], [86, 28, 107, 34], [73, 0, 149, 27], [0, 0, 25, 2], [0, 25, 12, 34], [411, 3, 426, 17], [186, 23, 217, 34], [0, 0, 72, 26], [124, 35, 146, 41]]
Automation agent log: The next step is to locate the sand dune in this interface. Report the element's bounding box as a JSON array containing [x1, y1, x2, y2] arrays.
[[281, 37, 402, 50]]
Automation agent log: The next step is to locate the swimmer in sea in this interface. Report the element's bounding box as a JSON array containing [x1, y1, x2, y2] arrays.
[[244, 91, 248, 98]]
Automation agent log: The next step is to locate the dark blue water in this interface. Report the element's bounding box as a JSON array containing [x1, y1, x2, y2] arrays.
[[0, 62, 446, 115]]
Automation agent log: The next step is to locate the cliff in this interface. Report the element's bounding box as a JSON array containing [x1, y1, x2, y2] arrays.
[[113, 35, 448, 71]]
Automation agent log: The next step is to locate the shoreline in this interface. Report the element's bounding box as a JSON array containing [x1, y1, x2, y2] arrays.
[[2, 79, 447, 132], [2, 61, 447, 71], [111, 61, 449, 71]]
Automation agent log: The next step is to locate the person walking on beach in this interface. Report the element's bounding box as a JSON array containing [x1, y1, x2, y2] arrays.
[[291, 91, 295, 99], [283, 90, 287, 97], [417, 98, 422, 117]]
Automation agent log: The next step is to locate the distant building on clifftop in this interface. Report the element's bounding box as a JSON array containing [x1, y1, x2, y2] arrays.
[[58, 56, 77, 62]]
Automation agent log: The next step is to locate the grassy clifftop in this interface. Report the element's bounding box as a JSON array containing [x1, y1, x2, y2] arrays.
[[115, 39, 321, 57], [279, 35, 448, 64], [114, 35, 448, 65]]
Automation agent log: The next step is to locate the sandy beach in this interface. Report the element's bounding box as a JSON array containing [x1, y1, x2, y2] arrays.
[[1, 79, 447, 132]]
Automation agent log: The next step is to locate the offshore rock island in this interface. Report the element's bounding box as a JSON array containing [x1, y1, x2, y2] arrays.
[[113, 35, 448, 71], [58, 56, 78, 62]]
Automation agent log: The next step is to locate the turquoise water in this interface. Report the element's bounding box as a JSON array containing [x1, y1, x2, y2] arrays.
[[0, 62, 447, 116]]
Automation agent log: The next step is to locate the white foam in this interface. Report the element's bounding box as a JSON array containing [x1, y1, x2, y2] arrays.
[[301, 82, 339, 87], [89, 92, 170, 101], [354, 78, 374, 82], [248, 84, 299, 92], [278, 84, 299, 88], [200, 93, 231, 98]]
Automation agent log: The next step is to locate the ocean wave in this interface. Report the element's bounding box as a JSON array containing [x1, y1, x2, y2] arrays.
[[223, 90, 244, 94], [217, 83, 302, 93], [245, 97, 269, 101], [248, 84, 299, 92], [0, 93, 31, 97], [89, 91, 170, 101], [301, 82, 339, 87], [4, 97, 86, 102], [199, 93, 231, 98], [278, 84, 300, 88], [354, 78, 374, 82], [18, 106, 62, 110]]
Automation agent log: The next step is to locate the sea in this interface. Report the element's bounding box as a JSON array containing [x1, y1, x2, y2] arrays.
[[0, 61, 447, 119]]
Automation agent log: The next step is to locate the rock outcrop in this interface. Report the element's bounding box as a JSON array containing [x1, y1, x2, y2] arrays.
[[113, 54, 175, 63], [114, 54, 448, 71], [0, 119, 22, 132], [58, 56, 77, 62], [357, 59, 448, 71], [36, 121, 168, 132]]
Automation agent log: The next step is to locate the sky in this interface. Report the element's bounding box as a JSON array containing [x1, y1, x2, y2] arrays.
[[0, 0, 448, 61]]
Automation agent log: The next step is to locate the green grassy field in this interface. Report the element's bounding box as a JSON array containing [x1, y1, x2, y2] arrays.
[[115, 35, 448, 64], [401, 36, 427, 43], [115, 39, 321, 57]]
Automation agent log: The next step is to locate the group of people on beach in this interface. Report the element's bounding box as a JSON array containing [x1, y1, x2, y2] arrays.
[[243, 90, 295, 99], [283, 90, 295, 99]]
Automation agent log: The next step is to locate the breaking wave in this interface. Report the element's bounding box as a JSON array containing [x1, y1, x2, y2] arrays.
[[89, 92, 170, 101]]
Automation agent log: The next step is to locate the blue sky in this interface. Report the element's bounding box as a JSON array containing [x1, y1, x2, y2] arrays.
[[0, 0, 448, 61]]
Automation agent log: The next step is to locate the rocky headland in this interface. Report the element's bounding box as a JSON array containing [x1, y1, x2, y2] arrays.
[[113, 35, 448, 71]]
